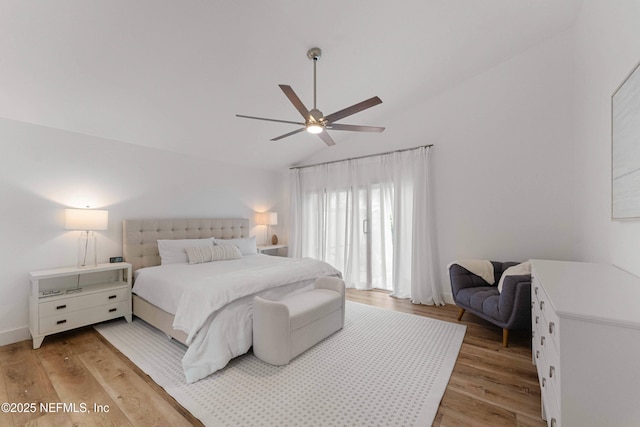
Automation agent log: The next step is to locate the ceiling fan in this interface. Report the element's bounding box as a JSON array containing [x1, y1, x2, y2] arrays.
[[236, 47, 385, 146]]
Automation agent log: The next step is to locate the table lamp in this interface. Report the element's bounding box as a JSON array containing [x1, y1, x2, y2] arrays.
[[255, 212, 278, 245], [65, 208, 108, 267]]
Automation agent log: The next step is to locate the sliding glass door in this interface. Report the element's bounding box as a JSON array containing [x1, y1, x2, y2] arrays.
[[356, 184, 394, 290], [290, 146, 443, 304], [312, 183, 394, 291]]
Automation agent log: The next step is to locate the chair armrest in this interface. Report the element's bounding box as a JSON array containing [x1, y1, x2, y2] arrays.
[[498, 274, 532, 328]]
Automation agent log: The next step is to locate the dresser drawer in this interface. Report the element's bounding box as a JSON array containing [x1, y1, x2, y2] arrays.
[[39, 301, 129, 334], [541, 380, 561, 427], [536, 348, 561, 427], [532, 277, 560, 351], [39, 286, 129, 318]]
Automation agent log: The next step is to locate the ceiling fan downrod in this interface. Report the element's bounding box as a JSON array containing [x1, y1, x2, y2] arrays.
[[307, 47, 321, 112]]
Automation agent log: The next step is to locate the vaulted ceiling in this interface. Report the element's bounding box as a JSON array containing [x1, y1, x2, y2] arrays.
[[0, 0, 583, 170]]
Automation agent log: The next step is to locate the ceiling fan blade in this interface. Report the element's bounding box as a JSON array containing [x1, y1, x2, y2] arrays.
[[271, 127, 306, 141], [279, 85, 311, 120], [317, 130, 336, 146], [328, 124, 385, 133], [324, 96, 382, 123], [236, 114, 305, 126]]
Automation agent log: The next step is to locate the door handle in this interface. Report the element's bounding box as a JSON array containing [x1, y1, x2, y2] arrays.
[[363, 219, 368, 234]]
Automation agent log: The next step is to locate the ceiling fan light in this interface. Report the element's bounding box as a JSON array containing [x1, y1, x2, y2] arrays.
[[307, 124, 323, 134]]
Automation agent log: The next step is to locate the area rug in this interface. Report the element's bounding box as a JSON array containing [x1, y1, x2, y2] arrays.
[[95, 301, 466, 426]]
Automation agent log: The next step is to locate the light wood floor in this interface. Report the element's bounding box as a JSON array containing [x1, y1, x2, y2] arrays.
[[0, 289, 544, 426]]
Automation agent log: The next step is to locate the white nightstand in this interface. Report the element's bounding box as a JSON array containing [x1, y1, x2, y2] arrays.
[[28, 262, 132, 349], [257, 244, 288, 256]]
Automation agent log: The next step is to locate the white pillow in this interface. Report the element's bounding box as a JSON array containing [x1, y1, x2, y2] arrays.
[[214, 236, 257, 255], [186, 245, 243, 264], [157, 238, 214, 265], [497, 261, 531, 293]]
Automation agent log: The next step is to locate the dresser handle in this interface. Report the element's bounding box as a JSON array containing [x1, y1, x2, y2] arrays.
[[56, 304, 66, 310], [549, 365, 555, 378], [542, 377, 546, 387], [535, 316, 539, 325], [108, 295, 117, 299], [551, 418, 557, 427], [56, 319, 67, 325], [534, 287, 538, 295], [108, 308, 117, 313], [536, 350, 540, 359], [539, 301, 544, 310], [541, 336, 545, 346], [549, 322, 555, 334]]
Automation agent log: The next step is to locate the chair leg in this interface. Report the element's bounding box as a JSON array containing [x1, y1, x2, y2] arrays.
[[456, 308, 465, 321], [502, 328, 509, 347]]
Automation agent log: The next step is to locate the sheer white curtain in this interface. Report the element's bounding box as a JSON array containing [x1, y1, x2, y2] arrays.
[[290, 146, 442, 305]]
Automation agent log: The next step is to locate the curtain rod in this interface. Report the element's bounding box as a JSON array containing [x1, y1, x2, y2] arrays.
[[289, 144, 434, 170]]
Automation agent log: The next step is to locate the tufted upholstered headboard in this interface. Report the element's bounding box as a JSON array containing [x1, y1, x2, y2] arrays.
[[123, 218, 250, 273]]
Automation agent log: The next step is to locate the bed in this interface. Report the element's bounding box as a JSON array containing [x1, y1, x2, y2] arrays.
[[123, 218, 340, 383]]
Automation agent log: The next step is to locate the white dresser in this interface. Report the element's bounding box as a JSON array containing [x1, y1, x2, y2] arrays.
[[531, 259, 640, 427]]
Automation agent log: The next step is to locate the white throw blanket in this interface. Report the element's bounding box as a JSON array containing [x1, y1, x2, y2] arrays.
[[448, 259, 495, 284], [173, 257, 340, 383], [497, 260, 531, 293]]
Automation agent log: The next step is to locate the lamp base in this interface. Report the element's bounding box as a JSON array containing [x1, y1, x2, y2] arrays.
[[78, 231, 97, 268], [271, 234, 278, 245]]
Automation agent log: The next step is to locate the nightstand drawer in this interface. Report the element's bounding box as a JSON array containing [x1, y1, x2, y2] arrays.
[[39, 301, 130, 334], [39, 286, 128, 318]]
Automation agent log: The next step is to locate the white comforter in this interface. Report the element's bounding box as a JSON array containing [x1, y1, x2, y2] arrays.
[[132, 255, 340, 383]]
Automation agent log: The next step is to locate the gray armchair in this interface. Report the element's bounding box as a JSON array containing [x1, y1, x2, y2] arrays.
[[449, 261, 531, 347]]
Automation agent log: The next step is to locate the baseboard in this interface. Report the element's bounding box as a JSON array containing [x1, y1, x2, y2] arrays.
[[442, 292, 454, 305], [0, 326, 30, 347]]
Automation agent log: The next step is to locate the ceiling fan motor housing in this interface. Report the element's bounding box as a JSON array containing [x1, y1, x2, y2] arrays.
[[309, 108, 324, 122]]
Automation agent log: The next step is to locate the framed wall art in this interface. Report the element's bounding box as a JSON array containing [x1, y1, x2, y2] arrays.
[[612, 59, 640, 219]]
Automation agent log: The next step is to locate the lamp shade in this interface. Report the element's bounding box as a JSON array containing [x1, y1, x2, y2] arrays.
[[65, 208, 109, 231], [255, 211, 277, 226]]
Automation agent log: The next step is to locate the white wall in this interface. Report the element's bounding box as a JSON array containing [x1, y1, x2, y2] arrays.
[[0, 118, 284, 344], [294, 31, 578, 300], [573, 1, 640, 276]]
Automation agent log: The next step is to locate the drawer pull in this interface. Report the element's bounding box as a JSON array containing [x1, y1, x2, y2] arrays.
[[539, 301, 545, 310], [536, 350, 540, 359], [535, 316, 539, 325], [56, 304, 67, 310], [56, 319, 67, 325], [541, 336, 545, 346], [542, 377, 546, 387], [108, 295, 117, 299], [549, 322, 555, 334], [534, 287, 538, 295], [551, 418, 557, 427], [108, 308, 117, 313], [549, 365, 555, 378]]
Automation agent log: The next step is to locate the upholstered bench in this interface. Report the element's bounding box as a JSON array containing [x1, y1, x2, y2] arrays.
[[253, 276, 345, 365]]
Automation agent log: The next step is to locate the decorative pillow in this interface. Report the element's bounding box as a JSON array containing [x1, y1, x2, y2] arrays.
[[157, 238, 214, 265], [497, 260, 531, 293], [186, 245, 242, 264], [214, 236, 257, 255]]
